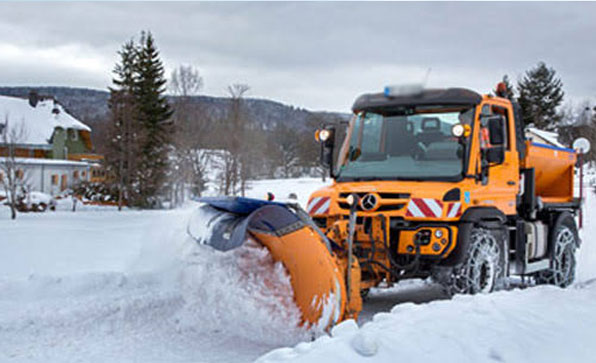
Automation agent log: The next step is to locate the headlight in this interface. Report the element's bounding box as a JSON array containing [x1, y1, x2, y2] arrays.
[[434, 229, 443, 238], [451, 123, 465, 138], [319, 129, 331, 142]]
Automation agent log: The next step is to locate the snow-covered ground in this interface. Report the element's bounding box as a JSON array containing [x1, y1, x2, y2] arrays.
[[1, 177, 596, 363], [0, 178, 326, 363]]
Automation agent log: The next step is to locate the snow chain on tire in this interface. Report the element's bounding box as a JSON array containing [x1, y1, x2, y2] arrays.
[[534, 217, 577, 288], [433, 227, 506, 295]]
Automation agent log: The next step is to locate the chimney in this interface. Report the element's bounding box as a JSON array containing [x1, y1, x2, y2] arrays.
[[52, 99, 60, 115], [28, 90, 39, 108]]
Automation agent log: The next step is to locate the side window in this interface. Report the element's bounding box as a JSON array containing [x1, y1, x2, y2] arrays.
[[491, 106, 510, 150], [481, 104, 492, 116]]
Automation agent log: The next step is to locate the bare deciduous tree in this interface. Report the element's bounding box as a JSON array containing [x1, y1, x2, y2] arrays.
[[0, 115, 29, 219], [219, 83, 250, 196], [171, 65, 203, 99], [169, 65, 212, 205]]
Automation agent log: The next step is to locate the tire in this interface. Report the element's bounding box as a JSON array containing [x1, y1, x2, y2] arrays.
[[534, 215, 578, 288], [433, 227, 506, 295]]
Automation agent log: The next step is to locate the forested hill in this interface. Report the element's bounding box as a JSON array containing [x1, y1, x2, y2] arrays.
[[0, 86, 349, 131]]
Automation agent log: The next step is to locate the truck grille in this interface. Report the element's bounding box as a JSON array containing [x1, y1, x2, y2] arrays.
[[337, 192, 409, 212], [339, 192, 411, 199]]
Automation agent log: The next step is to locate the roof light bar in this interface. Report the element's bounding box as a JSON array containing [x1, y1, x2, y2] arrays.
[[383, 83, 424, 98]]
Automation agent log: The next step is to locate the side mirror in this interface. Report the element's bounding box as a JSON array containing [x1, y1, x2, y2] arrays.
[[315, 127, 335, 169], [486, 116, 505, 146], [479, 115, 506, 168]]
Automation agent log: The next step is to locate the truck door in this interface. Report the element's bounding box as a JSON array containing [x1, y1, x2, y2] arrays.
[[477, 102, 519, 215]]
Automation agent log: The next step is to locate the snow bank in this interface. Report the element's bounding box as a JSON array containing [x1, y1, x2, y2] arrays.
[[258, 283, 596, 363], [0, 206, 308, 362], [257, 186, 596, 363]]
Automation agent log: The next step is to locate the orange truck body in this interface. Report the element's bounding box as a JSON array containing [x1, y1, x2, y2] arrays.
[[195, 87, 582, 330], [523, 141, 576, 203], [308, 90, 580, 300]]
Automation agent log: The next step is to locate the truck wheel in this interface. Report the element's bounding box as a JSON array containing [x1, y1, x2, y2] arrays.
[[433, 227, 505, 295], [534, 216, 577, 287]]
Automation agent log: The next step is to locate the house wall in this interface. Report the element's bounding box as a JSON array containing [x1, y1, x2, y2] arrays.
[[50, 128, 90, 159], [0, 147, 47, 158], [5, 162, 91, 196]]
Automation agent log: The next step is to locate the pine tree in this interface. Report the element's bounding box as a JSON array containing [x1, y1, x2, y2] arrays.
[[135, 31, 174, 207], [517, 62, 564, 130], [106, 40, 142, 209]]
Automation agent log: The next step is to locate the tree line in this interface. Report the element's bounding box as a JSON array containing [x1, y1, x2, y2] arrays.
[[499, 61, 596, 161], [103, 31, 336, 208], [101, 32, 594, 209]]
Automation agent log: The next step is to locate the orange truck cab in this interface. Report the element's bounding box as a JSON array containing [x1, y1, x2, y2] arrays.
[[311, 86, 583, 296]]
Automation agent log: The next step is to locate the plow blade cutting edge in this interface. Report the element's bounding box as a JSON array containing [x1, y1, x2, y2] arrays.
[[187, 197, 354, 330]]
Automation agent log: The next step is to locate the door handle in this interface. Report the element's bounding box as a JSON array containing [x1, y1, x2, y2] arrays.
[[507, 181, 516, 186]]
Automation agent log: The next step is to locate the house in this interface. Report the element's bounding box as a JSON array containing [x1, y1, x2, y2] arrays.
[[0, 92, 104, 195], [525, 127, 566, 149]]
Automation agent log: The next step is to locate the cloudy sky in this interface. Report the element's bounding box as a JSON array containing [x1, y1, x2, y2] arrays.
[[0, 1, 595, 112]]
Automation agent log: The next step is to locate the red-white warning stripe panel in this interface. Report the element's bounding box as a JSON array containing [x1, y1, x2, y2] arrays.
[[446, 202, 462, 218], [406, 198, 444, 218], [307, 196, 331, 215]]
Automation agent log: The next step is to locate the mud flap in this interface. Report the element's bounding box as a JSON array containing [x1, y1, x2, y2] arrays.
[[188, 197, 349, 329]]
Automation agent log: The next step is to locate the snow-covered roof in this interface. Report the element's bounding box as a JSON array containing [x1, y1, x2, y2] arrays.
[[525, 127, 565, 148], [0, 95, 90, 146]]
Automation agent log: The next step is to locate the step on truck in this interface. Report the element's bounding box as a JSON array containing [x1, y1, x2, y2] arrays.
[[190, 83, 588, 330]]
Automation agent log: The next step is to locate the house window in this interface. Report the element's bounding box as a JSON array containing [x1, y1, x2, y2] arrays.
[[82, 171, 86, 178], [16, 169, 24, 180], [51, 174, 58, 185], [60, 174, 67, 191], [73, 170, 79, 179], [69, 129, 78, 141]]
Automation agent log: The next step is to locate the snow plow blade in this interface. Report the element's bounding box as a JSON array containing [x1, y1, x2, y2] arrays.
[[188, 197, 355, 329]]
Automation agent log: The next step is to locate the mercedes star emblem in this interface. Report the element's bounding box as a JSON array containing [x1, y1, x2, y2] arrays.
[[360, 193, 378, 211]]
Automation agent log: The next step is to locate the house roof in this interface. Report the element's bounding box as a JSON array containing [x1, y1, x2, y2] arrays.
[[0, 95, 91, 146], [525, 127, 565, 148]]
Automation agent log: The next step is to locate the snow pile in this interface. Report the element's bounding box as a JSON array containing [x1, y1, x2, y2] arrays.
[[173, 240, 307, 344], [258, 283, 596, 363], [0, 207, 308, 362], [0, 95, 90, 145], [256, 189, 596, 363]]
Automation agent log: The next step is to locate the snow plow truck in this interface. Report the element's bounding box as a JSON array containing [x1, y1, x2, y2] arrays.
[[189, 83, 587, 330]]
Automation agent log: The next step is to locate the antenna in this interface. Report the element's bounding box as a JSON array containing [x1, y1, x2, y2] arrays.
[[422, 68, 432, 87]]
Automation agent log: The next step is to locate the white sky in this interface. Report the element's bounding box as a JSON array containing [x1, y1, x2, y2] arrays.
[[0, 2, 595, 112]]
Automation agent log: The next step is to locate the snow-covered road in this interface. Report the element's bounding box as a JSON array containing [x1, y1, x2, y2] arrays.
[[1, 178, 596, 363]]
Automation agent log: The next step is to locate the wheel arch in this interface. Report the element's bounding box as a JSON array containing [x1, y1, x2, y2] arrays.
[[549, 211, 580, 250], [442, 207, 507, 266]]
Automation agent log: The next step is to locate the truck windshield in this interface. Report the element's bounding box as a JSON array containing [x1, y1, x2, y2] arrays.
[[336, 107, 474, 181]]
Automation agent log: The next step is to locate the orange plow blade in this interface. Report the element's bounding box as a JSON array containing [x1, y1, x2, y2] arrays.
[[187, 197, 356, 329]]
